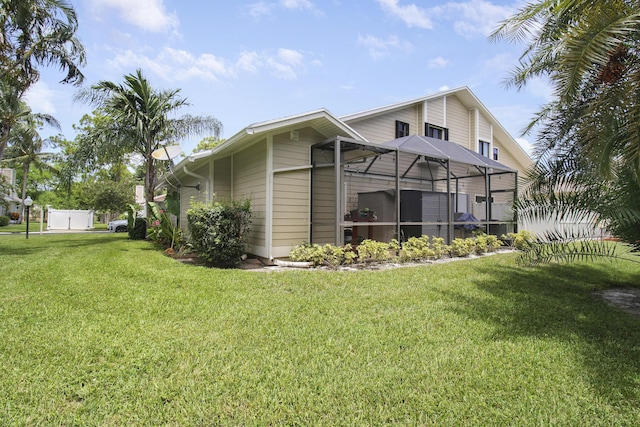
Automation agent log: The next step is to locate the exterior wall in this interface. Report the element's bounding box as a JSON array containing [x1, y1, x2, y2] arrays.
[[446, 95, 470, 148], [213, 157, 232, 199], [346, 106, 420, 144], [234, 141, 267, 255], [425, 98, 445, 127], [178, 162, 210, 227], [270, 128, 318, 256], [478, 112, 492, 142]]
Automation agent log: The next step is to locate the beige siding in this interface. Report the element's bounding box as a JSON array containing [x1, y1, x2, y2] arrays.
[[311, 165, 336, 244], [347, 106, 420, 144], [234, 143, 267, 249], [446, 95, 471, 148], [479, 113, 492, 142], [425, 98, 444, 127], [213, 157, 232, 199], [271, 127, 317, 248], [178, 162, 210, 227]]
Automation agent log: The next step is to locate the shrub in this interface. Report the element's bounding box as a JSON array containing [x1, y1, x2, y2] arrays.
[[128, 218, 147, 240], [9, 212, 19, 221], [0, 215, 8, 227], [290, 242, 326, 266], [289, 243, 357, 267], [401, 236, 434, 261], [449, 238, 474, 257], [504, 230, 537, 250], [187, 200, 252, 268], [148, 202, 184, 249], [357, 239, 391, 262], [430, 237, 448, 259]]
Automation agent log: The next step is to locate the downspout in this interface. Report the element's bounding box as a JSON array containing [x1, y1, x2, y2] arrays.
[[266, 136, 273, 261], [335, 137, 343, 246], [183, 162, 211, 203]]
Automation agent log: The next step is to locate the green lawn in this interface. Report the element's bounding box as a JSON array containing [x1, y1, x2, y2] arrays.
[[1, 233, 639, 425], [0, 222, 108, 233]]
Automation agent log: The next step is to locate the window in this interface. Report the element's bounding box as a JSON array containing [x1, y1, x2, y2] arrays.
[[475, 195, 494, 203], [479, 140, 490, 157], [395, 120, 410, 138], [425, 123, 449, 140], [493, 147, 499, 161]]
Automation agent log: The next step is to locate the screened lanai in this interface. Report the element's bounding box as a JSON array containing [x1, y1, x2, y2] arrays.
[[310, 135, 518, 246]]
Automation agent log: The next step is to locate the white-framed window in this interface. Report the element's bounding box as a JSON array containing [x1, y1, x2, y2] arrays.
[[493, 147, 499, 161]]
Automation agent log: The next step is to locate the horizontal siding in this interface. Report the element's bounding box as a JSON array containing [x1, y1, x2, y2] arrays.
[[311, 166, 336, 243], [213, 157, 232, 199], [479, 113, 492, 142], [347, 106, 420, 144], [446, 95, 470, 149], [273, 170, 310, 247], [426, 99, 444, 127], [234, 144, 267, 247]]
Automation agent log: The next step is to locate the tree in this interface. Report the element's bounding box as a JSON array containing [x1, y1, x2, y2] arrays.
[[193, 136, 225, 153], [2, 110, 60, 221], [0, 0, 86, 160], [75, 69, 222, 204], [491, 0, 640, 254]]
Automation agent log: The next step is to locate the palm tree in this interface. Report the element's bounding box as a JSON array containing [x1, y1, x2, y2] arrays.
[[491, 0, 640, 256], [2, 112, 60, 222], [0, 0, 85, 161], [75, 69, 222, 203]]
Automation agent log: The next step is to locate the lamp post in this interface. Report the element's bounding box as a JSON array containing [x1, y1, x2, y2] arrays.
[[24, 196, 33, 240]]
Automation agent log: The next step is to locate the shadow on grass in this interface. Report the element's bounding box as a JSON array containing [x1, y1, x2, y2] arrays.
[[437, 261, 640, 403], [0, 233, 131, 257]]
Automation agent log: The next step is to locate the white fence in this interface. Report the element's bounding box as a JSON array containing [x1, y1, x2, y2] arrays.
[[47, 209, 94, 230]]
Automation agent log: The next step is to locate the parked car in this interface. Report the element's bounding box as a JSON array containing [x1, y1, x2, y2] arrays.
[[108, 219, 128, 233]]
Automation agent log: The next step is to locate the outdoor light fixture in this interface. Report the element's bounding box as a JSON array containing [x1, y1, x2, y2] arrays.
[[24, 196, 33, 240]]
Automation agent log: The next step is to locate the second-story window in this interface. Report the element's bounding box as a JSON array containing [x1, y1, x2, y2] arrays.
[[395, 120, 410, 138], [493, 147, 499, 161], [425, 123, 449, 140], [479, 140, 490, 157]]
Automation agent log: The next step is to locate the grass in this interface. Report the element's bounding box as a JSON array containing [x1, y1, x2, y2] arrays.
[[0, 222, 108, 233], [0, 233, 639, 425]]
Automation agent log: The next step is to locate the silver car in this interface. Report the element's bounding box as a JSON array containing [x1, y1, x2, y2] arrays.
[[107, 219, 128, 232]]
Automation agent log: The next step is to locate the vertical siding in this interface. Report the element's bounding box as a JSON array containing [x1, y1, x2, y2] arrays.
[[446, 95, 471, 148], [234, 142, 267, 248]]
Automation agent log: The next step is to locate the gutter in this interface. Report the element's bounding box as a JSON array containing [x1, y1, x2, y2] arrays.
[[183, 163, 211, 203]]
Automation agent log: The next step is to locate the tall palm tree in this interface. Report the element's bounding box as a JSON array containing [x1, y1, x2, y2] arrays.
[[491, 0, 640, 255], [0, 0, 85, 161], [2, 112, 60, 222], [75, 69, 222, 203]]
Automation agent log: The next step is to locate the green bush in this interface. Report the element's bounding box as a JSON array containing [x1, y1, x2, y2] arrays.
[[430, 237, 448, 259], [357, 239, 392, 262], [0, 215, 8, 227], [128, 217, 147, 240], [449, 238, 474, 257], [504, 230, 537, 250], [289, 243, 357, 267], [401, 236, 434, 261], [187, 200, 252, 268], [148, 202, 184, 249]]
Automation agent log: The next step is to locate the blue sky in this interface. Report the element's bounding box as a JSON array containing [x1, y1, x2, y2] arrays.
[[26, 0, 551, 155]]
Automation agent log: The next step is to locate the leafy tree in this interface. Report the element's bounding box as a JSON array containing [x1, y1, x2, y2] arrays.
[[0, 0, 85, 160], [491, 0, 640, 254], [193, 136, 225, 153], [2, 109, 59, 221], [75, 69, 221, 204]]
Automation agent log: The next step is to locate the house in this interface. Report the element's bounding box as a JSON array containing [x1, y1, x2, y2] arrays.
[[0, 168, 22, 220], [163, 87, 532, 261]]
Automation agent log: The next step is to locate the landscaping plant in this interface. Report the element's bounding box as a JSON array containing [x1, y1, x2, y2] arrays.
[[187, 199, 251, 268]]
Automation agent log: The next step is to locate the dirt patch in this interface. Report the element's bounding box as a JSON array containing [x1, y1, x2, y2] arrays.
[[594, 288, 640, 319]]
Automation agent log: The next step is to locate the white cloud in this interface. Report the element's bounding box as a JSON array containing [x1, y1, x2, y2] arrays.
[[439, 85, 450, 92], [428, 57, 450, 69], [516, 137, 534, 155], [109, 47, 308, 81], [432, 0, 514, 38], [248, 0, 322, 17], [376, 0, 433, 29], [482, 53, 514, 74], [95, 0, 179, 33], [24, 81, 57, 115], [524, 76, 554, 102], [358, 34, 412, 59]]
